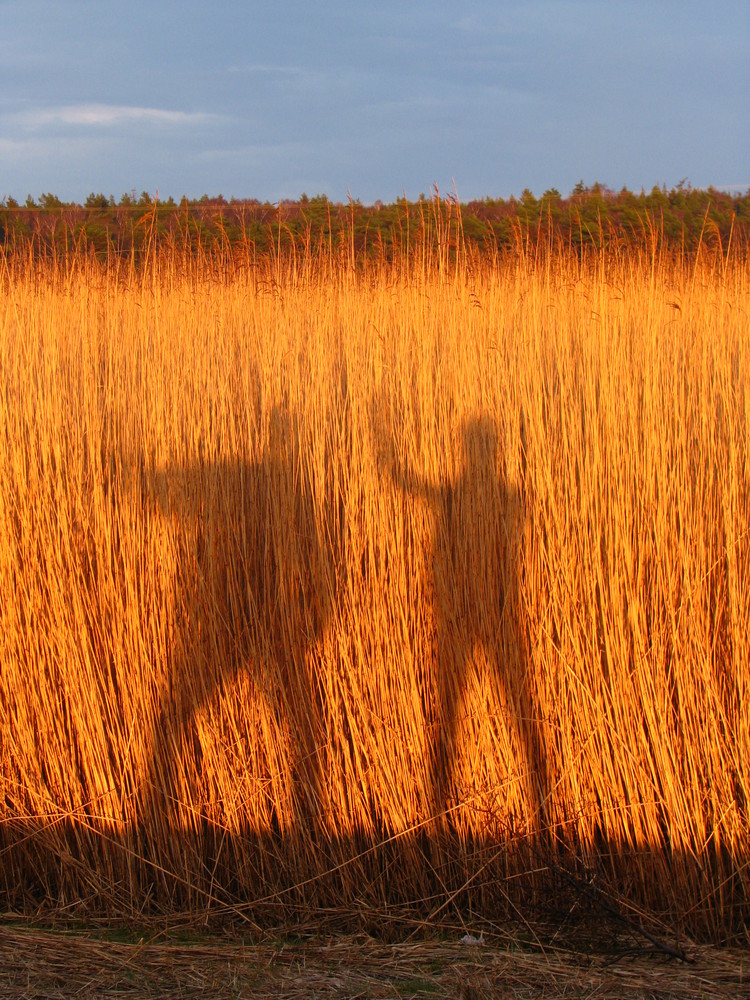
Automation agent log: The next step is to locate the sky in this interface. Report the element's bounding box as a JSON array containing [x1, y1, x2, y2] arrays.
[[1, 0, 748, 205]]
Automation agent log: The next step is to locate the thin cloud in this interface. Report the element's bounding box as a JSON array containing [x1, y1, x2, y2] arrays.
[[13, 104, 218, 129], [0, 135, 108, 158]]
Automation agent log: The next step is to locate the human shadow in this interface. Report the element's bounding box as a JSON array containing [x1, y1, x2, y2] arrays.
[[5, 396, 750, 941], [374, 412, 549, 841], [141, 404, 333, 854]]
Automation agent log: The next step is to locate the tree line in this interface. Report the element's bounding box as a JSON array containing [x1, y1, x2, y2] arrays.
[[1, 181, 747, 263]]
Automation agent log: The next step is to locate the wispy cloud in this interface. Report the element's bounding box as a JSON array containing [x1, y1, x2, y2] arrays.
[[0, 135, 108, 158], [12, 103, 218, 129]]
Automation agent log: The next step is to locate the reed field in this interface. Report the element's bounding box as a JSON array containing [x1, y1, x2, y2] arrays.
[[0, 228, 748, 945]]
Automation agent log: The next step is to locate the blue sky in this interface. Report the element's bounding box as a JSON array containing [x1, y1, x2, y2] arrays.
[[1, 0, 748, 204]]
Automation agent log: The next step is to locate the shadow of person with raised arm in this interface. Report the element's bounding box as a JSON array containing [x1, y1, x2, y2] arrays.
[[141, 402, 332, 871], [375, 410, 549, 844]]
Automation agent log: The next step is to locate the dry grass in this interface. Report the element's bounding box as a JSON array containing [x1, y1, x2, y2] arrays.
[[0, 238, 748, 944], [0, 922, 746, 999]]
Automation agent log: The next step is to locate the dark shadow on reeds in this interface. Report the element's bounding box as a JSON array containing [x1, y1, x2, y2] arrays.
[[2, 815, 748, 948], [140, 402, 334, 857], [3, 391, 747, 946], [373, 412, 550, 845]]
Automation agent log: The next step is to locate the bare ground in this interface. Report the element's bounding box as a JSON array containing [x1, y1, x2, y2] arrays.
[[1, 922, 746, 999]]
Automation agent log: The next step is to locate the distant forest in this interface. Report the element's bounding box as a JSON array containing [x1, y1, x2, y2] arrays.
[[2, 182, 748, 263]]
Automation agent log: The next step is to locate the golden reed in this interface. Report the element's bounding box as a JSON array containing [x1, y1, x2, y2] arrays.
[[0, 235, 747, 941]]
